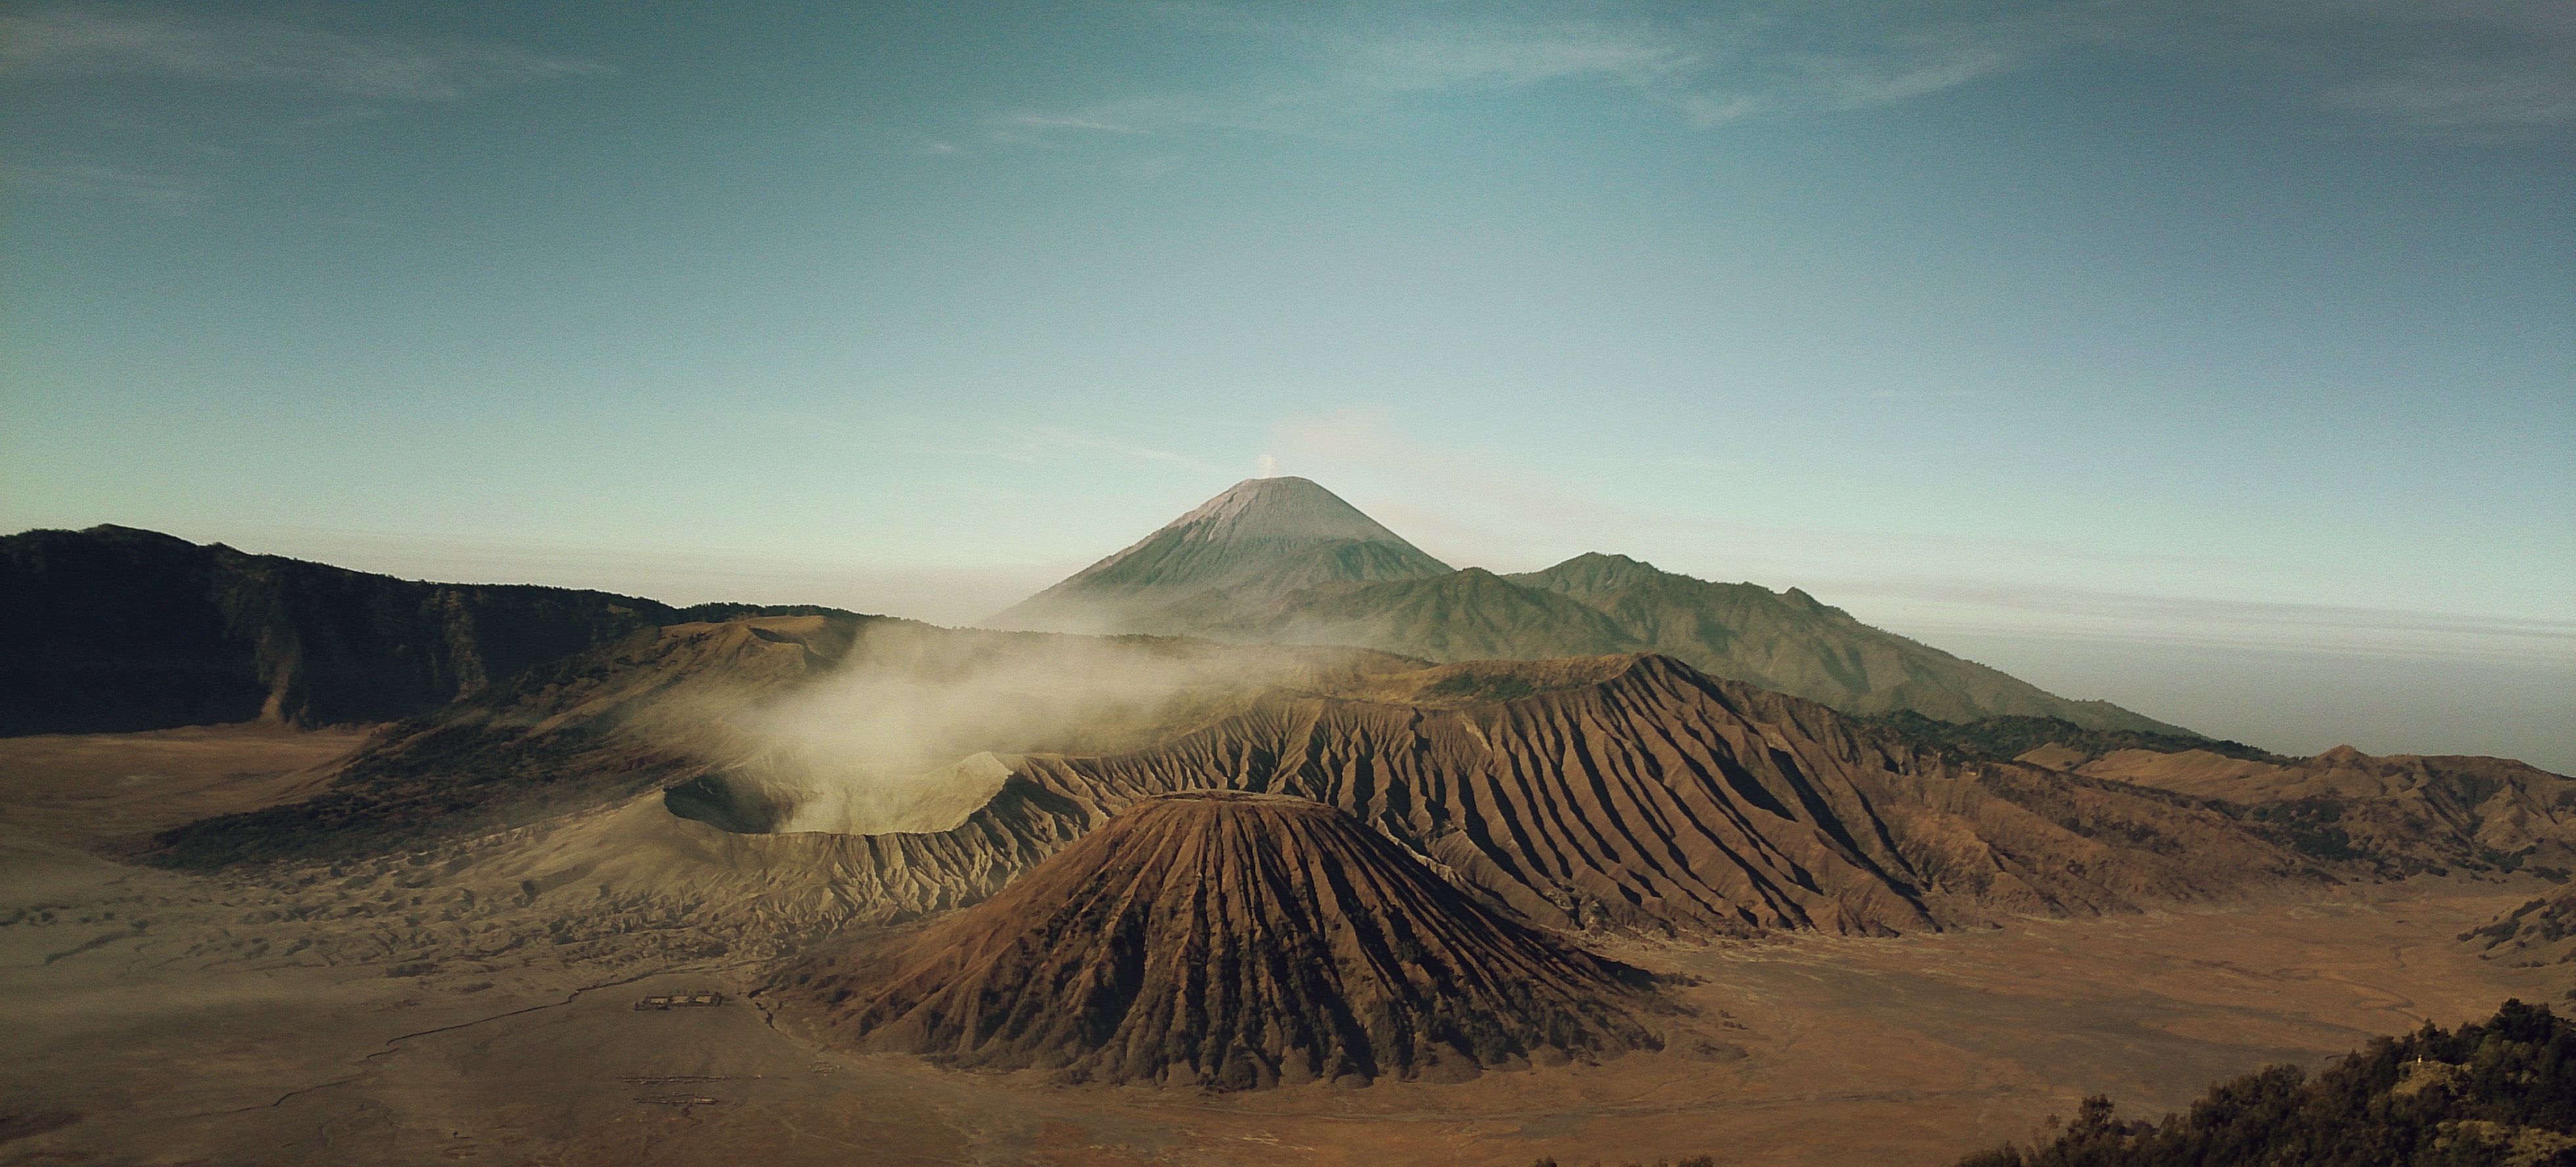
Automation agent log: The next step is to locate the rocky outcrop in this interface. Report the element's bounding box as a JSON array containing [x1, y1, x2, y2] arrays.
[[773, 792, 1666, 1089]]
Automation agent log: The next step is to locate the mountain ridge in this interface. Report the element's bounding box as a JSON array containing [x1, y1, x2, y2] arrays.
[[0, 524, 855, 736], [986, 481, 2189, 734]]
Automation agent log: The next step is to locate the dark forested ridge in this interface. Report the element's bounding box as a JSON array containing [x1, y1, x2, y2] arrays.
[[1866, 710, 2284, 766], [0, 524, 854, 735], [1954, 1000, 2576, 1167]]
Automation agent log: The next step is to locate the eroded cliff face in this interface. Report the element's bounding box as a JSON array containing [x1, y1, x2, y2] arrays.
[[993, 655, 2315, 936], [773, 792, 1666, 1089]]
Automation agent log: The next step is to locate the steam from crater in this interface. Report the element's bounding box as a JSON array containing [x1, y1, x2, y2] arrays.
[[722, 624, 1314, 835]]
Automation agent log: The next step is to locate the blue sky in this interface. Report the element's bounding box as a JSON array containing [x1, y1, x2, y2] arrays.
[[5, 2, 2570, 766]]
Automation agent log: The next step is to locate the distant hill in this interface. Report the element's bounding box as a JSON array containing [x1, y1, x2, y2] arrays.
[[2032, 739, 2576, 880], [989, 479, 2188, 735], [0, 524, 846, 735]]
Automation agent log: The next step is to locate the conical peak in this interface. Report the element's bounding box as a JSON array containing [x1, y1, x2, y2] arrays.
[[777, 777, 1667, 1089], [1158, 476, 1415, 549], [1095, 790, 1361, 852], [1130, 789, 1331, 812]]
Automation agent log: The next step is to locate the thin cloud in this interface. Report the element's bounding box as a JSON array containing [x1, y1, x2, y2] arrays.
[[1015, 425, 1212, 470], [998, 112, 1152, 136], [0, 7, 610, 101], [994, 1, 2571, 143], [1, 162, 204, 212], [2324, 57, 2575, 131], [1275, 406, 1633, 566], [1339, 22, 1701, 93], [995, 3, 2092, 141], [1835, 577, 2576, 663]]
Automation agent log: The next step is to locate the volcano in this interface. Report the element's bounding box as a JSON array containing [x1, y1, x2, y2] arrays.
[[983, 478, 2186, 733], [773, 790, 1665, 1089], [986, 476, 1454, 633]]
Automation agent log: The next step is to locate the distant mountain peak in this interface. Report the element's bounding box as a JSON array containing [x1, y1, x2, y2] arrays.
[[1153, 476, 1422, 550], [984, 478, 1452, 631]]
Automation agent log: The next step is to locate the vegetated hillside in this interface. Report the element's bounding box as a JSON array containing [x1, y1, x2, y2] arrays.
[[2035, 743, 2576, 880], [1950, 999, 2575, 1167], [986, 480, 2184, 733], [1505, 554, 2186, 733], [0, 524, 842, 735], [1870, 711, 2283, 767], [2460, 889, 2576, 967], [1210, 566, 1637, 662], [772, 792, 1667, 1089]]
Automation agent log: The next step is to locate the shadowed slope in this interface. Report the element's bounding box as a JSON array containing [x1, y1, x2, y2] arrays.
[[774, 791, 1665, 1089], [0, 524, 845, 735]]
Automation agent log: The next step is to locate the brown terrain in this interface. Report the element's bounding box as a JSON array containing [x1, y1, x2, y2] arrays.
[[4, 614, 2571, 1166], [775, 792, 1667, 1089], [2045, 743, 2576, 878]]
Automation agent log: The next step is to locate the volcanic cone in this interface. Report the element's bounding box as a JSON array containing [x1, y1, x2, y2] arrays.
[[773, 791, 1665, 1089]]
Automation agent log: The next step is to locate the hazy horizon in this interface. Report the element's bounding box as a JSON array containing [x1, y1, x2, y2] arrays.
[[5, 3, 2568, 767]]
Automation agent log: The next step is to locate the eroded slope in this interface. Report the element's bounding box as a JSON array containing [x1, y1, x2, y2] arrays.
[[773, 792, 1665, 1089]]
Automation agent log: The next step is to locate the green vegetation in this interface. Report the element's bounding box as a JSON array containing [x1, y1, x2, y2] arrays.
[[1867, 710, 2277, 766], [1955, 1000, 2575, 1166], [1420, 671, 1540, 704]]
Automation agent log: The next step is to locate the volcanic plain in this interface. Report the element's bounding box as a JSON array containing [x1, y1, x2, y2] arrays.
[[2, 718, 2564, 1167]]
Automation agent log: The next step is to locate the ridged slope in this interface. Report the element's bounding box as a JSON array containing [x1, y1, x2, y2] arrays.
[[155, 626, 2322, 942], [1010, 654, 2300, 935], [774, 792, 1664, 1089]]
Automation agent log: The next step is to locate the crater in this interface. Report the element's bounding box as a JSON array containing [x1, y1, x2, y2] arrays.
[[662, 752, 1017, 836]]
